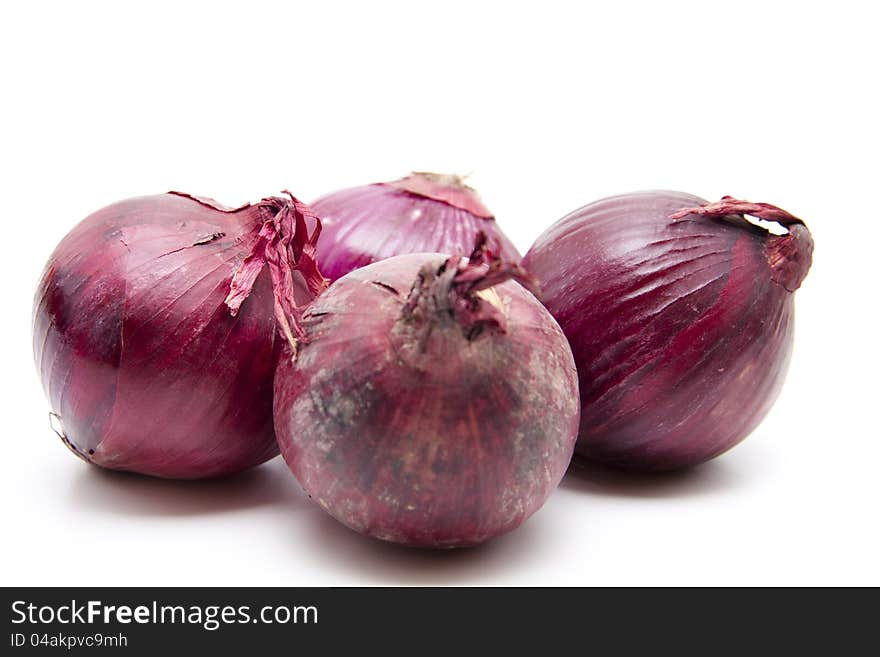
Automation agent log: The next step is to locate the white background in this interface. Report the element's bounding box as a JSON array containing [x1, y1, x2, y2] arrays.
[[2, 1, 877, 586]]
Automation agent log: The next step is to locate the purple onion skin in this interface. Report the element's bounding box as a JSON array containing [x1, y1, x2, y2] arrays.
[[522, 191, 813, 472], [33, 193, 316, 479], [274, 252, 580, 547], [311, 172, 521, 282]]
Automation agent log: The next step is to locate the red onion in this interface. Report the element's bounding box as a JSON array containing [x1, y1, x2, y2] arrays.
[[33, 191, 327, 479], [311, 172, 521, 281], [273, 237, 580, 547], [523, 192, 813, 471]]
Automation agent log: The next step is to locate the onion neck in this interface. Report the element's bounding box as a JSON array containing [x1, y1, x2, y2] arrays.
[[222, 192, 329, 353], [669, 195, 814, 292], [383, 172, 495, 219], [766, 224, 814, 292], [395, 233, 536, 354]]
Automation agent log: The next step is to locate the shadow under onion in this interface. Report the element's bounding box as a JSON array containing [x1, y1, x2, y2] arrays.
[[293, 496, 569, 585], [560, 450, 752, 499], [67, 457, 304, 517]]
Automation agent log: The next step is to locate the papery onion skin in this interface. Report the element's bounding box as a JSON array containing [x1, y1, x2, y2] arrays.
[[311, 172, 521, 282], [274, 242, 580, 547], [33, 192, 324, 479], [522, 191, 813, 472]]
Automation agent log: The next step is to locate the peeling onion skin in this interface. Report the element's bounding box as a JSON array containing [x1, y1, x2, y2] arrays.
[[33, 192, 322, 479], [522, 191, 814, 472], [274, 249, 580, 547], [311, 172, 521, 282]]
